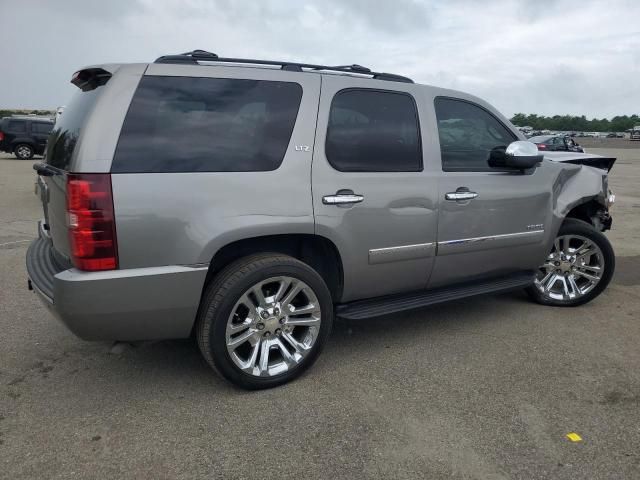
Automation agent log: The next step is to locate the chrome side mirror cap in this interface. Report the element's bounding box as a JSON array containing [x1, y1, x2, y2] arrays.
[[489, 141, 543, 170], [505, 141, 544, 169]]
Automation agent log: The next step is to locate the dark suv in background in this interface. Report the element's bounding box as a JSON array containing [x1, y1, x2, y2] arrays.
[[0, 116, 54, 159]]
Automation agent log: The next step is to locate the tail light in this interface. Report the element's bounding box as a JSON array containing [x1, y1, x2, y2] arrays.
[[66, 173, 118, 271], [536, 144, 546, 150], [0, 131, 4, 141]]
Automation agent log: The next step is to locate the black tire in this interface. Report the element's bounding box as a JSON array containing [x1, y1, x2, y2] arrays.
[[14, 144, 34, 160], [196, 253, 333, 390], [526, 218, 615, 307]]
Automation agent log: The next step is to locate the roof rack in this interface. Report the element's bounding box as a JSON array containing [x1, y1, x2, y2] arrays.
[[154, 50, 414, 84]]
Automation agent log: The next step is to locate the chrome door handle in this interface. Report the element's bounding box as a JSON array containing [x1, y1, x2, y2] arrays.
[[445, 191, 478, 201], [322, 193, 364, 205]]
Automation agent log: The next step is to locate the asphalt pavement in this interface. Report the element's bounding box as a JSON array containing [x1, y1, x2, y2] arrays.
[[1, 147, 639, 479]]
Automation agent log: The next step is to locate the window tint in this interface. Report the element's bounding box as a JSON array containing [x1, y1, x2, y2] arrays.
[[112, 76, 303, 173], [326, 89, 422, 172], [46, 87, 102, 170], [7, 120, 26, 133], [434, 98, 516, 172], [32, 122, 53, 134]]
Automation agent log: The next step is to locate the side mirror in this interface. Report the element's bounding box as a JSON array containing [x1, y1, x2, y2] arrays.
[[488, 141, 543, 170]]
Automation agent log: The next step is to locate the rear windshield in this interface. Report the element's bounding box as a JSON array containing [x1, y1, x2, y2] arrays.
[[111, 76, 303, 173], [45, 88, 101, 170]]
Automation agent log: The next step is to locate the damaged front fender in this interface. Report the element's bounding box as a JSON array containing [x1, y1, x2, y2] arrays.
[[542, 154, 614, 252]]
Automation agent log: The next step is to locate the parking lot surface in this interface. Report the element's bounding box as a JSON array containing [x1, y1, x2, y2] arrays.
[[1, 146, 639, 479]]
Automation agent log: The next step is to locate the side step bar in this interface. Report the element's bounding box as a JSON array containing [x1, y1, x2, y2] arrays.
[[336, 271, 535, 320]]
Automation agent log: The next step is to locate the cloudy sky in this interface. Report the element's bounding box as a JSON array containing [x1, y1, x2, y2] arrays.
[[0, 0, 638, 118]]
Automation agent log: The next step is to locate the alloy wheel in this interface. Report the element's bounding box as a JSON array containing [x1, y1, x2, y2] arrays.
[[16, 146, 32, 159], [534, 234, 604, 301], [225, 276, 322, 377]]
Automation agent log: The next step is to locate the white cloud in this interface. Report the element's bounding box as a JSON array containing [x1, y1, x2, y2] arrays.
[[0, 0, 638, 118]]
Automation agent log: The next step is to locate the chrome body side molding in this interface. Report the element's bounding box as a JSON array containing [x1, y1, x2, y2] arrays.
[[437, 230, 545, 256], [369, 242, 436, 265]]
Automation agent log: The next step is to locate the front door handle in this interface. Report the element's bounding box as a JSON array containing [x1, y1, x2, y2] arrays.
[[445, 188, 478, 201], [323, 190, 364, 205]]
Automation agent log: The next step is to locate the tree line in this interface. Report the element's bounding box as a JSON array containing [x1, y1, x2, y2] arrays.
[[0, 109, 55, 118], [510, 113, 640, 133]]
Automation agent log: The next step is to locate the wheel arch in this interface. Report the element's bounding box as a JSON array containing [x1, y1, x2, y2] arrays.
[[565, 198, 610, 230], [12, 139, 36, 149], [202, 234, 344, 303]]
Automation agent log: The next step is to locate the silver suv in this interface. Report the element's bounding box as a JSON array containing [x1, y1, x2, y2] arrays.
[[27, 51, 616, 389]]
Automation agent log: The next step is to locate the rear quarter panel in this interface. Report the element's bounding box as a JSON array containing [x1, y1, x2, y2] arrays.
[[111, 65, 321, 268]]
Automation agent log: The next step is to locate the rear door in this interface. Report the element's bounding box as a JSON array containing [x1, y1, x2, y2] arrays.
[[429, 96, 549, 288], [312, 76, 438, 302], [30, 121, 53, 151]]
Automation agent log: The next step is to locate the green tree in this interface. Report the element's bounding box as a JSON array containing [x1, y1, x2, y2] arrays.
[[510, 113, 639, 132]]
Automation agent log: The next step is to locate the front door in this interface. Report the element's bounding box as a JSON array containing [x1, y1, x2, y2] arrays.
[[312, 76, 438, 302], [429, 97, 550, 288]]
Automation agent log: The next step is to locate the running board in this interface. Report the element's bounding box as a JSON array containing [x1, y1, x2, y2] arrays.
[[336, 272, 535, 320]]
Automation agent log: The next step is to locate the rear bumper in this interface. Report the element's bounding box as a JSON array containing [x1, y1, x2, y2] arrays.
[[26, 234, 208, 341]]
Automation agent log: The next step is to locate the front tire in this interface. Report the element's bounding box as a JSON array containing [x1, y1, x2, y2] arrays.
[[526, 219, 615, 306], [196, 253, 333, 389], [14, 144, 34, 160]]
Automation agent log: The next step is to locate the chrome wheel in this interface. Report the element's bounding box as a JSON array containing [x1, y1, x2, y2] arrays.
[[534, 234, 605, 302], [225, 276, 322, 377]]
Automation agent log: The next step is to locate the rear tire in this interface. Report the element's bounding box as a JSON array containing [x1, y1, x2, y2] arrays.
[[196, 253, 333, 390], [526, 219, 614, 307], [14, 144, 34, 160]]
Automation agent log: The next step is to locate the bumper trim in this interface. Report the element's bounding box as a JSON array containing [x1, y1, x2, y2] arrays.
[[26, 236, 64, 301]]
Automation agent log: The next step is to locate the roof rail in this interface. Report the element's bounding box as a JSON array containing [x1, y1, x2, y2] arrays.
[[154, 50, 414, 84]]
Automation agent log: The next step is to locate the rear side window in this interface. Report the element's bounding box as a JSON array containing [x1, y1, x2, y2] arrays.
[[46, 88, 102, 170], [7, 120, 26, 133], [326, 89, 422, 172], [434, 97, 516, 172], [32, 122, 53, 134], [112, 76, 303, 173]]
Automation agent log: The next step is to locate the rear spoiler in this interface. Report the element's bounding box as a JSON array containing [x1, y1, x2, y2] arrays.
[[562, 157, 616, 172]]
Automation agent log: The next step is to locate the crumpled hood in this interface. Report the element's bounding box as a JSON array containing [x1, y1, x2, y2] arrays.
[[544, 151, 616, 172]]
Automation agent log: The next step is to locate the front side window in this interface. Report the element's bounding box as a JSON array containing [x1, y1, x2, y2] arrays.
[[326, 89, 422, 172], [112, 76, 303, 173], [434, 97, 516, 172]]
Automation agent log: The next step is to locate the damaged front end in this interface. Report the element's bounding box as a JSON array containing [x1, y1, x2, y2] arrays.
[[546, 151, 616, 232]]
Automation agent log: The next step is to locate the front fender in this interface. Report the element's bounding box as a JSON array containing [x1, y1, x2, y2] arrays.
[[553, 164, 608, 220], [544, 162, 610, 251]]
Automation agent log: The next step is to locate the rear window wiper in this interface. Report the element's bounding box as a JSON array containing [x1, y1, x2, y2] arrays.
[[33, 163, 60, 176]]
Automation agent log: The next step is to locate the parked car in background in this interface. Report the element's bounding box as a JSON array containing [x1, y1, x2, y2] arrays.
[[0, 116, 54, 159], [528, 134, 585, 152], [631, 127, 640, 141], [27, 51, 616, 389]]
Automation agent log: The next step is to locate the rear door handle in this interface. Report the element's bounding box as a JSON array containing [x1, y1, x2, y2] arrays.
[[323, 190, 364, 205], [445, 188, 478, 201]]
